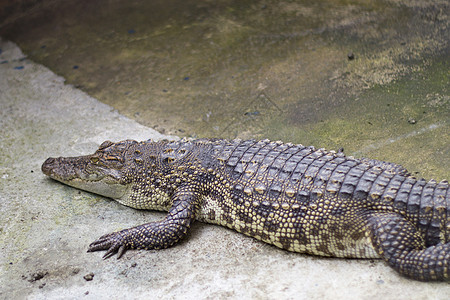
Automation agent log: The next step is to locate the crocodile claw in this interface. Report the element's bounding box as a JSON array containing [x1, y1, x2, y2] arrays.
[[88, 231, 129, 259]]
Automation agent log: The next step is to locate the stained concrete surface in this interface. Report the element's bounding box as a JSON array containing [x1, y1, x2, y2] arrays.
[[1, 0, 449, 181], [0, 39, 449, 299]]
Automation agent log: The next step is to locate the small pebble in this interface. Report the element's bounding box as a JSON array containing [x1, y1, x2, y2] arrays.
[[408, 118, 417, 124], [83, 272, 95, 281]]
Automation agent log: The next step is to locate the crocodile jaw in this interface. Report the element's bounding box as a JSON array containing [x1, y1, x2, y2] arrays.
[[42, 156, 129, 200]]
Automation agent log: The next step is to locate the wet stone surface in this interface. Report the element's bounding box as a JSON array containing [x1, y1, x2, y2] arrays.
[[1, 1, 448, 180]]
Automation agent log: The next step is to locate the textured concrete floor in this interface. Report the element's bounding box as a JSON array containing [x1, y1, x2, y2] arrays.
[[1, 39, 449, 299]]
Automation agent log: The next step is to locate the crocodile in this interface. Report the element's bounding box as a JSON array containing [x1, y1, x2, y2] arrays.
[[41, 138, 449, 281]]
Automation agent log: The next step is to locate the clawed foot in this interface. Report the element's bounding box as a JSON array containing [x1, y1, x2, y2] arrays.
[[87, 230, 130, 259]]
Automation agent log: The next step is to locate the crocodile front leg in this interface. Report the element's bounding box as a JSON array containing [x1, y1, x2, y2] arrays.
[[369, 213, 449, 281], [88, 186, 200, 258]]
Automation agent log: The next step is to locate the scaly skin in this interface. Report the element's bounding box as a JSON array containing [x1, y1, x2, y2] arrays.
[[41, 139, 449, 281]]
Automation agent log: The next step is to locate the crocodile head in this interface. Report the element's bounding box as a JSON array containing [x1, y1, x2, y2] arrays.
[[42, 140, 137, 201]]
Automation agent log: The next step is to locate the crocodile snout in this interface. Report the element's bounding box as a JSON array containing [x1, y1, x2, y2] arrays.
[[42, 157, 57, 176]]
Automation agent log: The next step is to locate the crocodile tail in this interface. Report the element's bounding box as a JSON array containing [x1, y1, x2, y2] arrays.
[[394, 178, 449, 246], [419, 179, 449, 245]]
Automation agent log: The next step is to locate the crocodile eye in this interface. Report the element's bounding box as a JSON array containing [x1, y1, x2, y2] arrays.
[[90, 157, 99, 163], [106, 155, 125, 164]]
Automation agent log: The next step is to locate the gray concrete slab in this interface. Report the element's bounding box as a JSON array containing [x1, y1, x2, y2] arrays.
[[0, 38, 449, 299]]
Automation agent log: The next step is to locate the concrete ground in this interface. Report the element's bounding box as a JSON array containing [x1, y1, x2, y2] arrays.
[[0, 39, 449, 299]]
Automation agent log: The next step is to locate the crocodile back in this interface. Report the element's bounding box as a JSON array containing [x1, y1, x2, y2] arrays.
[[189, 139, 374, 257], [183, 139, 449, 257]]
